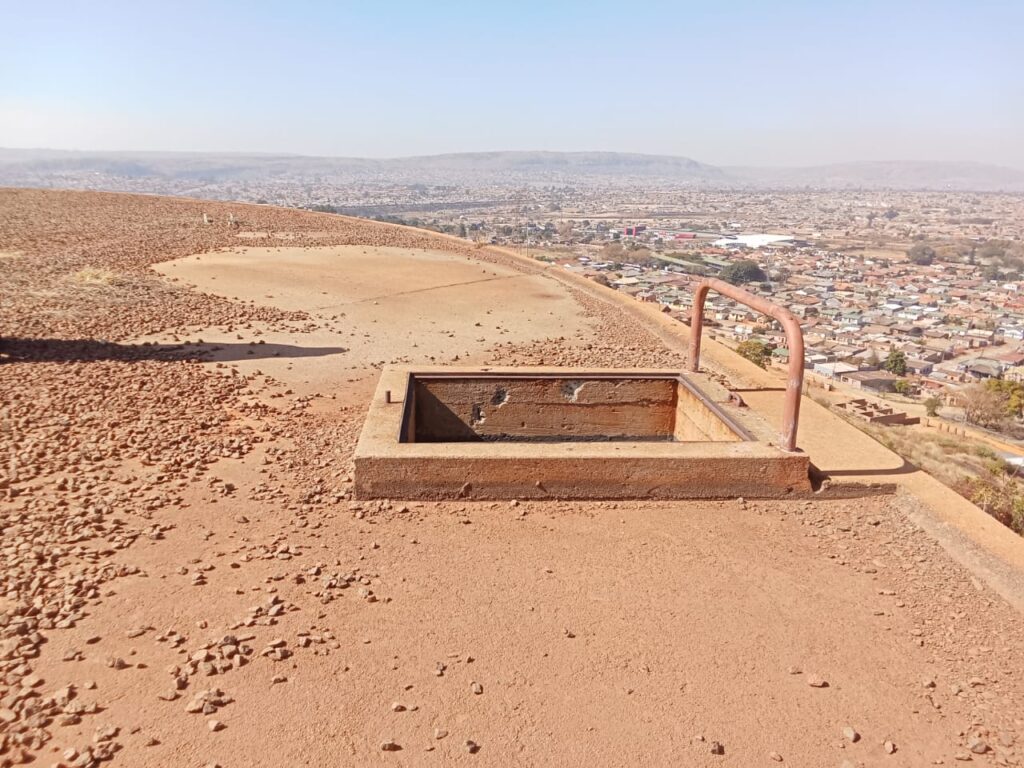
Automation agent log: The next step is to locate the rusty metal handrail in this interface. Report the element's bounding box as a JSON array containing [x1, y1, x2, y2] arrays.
[[688, 278, 804, 452]]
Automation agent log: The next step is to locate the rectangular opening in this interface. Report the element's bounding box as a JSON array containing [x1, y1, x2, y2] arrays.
[[355, 367, 813, 500], [402, 373, 747, 443]]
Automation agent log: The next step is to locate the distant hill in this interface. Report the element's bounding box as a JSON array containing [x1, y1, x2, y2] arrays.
[[0, 149, 726, 184], [2, 148, 1022, 191], [726, 160, 1024, 191], [374, 151, 727, 180]]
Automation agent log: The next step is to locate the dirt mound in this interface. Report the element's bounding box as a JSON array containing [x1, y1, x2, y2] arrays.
[[0, 188, 493, 341], [1, 189, 1021, 767]]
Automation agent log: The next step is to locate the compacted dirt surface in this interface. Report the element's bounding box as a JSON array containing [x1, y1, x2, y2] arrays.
[[2, 188, 1024, 767]]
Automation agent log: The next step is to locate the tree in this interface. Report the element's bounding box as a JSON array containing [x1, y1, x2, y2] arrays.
[[893, 379, 912, 395], [967, 466, 1024, 536], [626, 247, 659, 267], [977, 241, 1007, 261], [924, 396, 941, 417], [736, 339, 771, 368], [985, 379, 1024, 418], [601, 241, 625, 261], [963, 384, 1010, 428], [982, 264, 1001, 281], [907, 244, 936, 266], [883, 349, 907, 376], [720, 259, 768, 285]]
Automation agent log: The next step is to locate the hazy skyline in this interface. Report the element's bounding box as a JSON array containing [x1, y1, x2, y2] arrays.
[[3, 0, 1022, 168]]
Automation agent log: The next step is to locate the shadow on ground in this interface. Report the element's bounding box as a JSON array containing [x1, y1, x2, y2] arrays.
[[819, 457, 918, 477], [0, 337, 347, 363], [811, 456, 917, 481]]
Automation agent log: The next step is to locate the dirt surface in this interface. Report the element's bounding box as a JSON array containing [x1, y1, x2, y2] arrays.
[[2, 188, 1023, 767], [147, 244, 591, 396]]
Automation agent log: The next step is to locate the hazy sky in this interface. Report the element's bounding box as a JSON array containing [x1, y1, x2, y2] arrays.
[[2, 0, 1022, 167]]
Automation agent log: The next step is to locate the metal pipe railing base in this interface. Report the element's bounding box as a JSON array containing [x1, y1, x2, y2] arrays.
[[689, 278, 804, 452]]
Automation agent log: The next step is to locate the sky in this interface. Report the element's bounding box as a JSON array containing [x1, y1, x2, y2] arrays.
[[2, 0, 1022, 167]]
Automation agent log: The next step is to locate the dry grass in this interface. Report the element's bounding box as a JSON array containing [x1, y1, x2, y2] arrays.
[[870, 426, 986, 486], [68, 266, 125, 286], [855, 420, 1024, 535]]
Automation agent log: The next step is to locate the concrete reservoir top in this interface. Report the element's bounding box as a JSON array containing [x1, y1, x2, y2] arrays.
[[406, 370, 750, 443], [354, 367, 812, 500]]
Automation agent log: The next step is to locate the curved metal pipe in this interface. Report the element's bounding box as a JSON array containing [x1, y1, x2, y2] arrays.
[[689, 278, 804, 452]]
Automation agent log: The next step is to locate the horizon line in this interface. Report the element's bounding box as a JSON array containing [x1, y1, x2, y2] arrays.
[[1, 146, 1021, 172]]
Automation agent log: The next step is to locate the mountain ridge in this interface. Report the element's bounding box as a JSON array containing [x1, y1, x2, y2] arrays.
[[1, 148, 1022, 191]]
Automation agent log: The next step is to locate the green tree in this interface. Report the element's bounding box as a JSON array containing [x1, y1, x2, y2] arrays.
[[893, 380, 912, 395], [907, 244, 936, 266], [736, 339, 771, 368], [924, 396, 941, 417], [883, 349, 908, 376], [720, 259, 768, 285], [985, 379, 1024, 418]]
